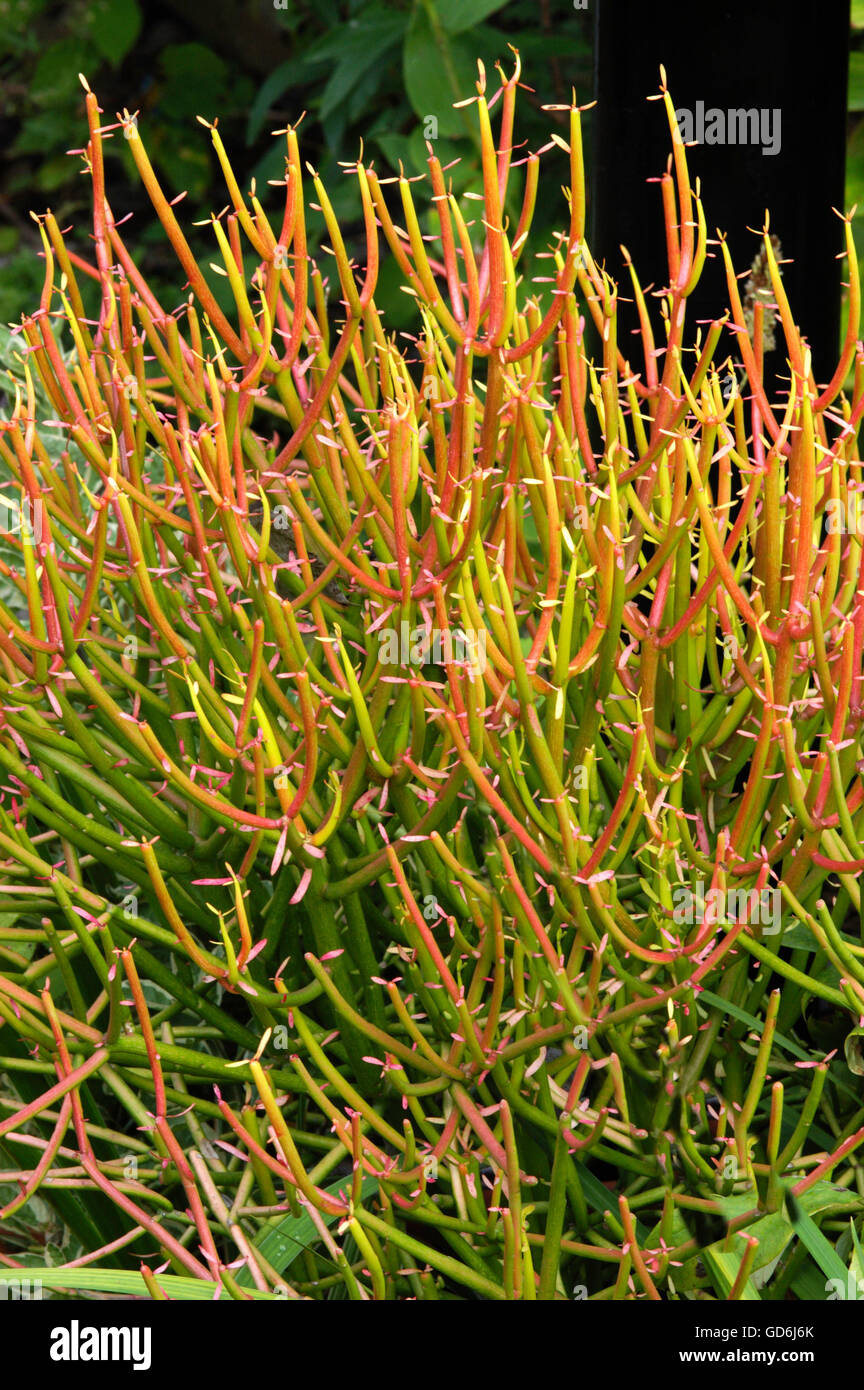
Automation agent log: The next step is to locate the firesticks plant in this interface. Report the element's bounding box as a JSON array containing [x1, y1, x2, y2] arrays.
[[1, 52, 864, 1302]]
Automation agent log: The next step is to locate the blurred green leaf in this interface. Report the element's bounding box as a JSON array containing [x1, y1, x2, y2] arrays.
[[246, 60, 310, 144], [849, 122, 864, 215], [371, 253, 418, 329], [318, 14, 404, 122], [10, 110, 70, 157], [434, 0, 510, 35], [86, 0, 142, 67], [853, 0, 864, 27], [147, 139, 211, 200], [35, 155, 74, 192], [0, 0, 53, 58], [31, 38, 89, 104], [237, 1173, 379, 1285], [158, 43, 252, 123], [374, 132, 416, 170], [0, 251, 48, 326], [407, 125, 465, 176], [403, 7, 478, 138], [304, 4, 406, 64], [849, 52, 864, 111], [496, 27, 587, 62], [345, 63, 389, 126], [247, 143, 289, 199]]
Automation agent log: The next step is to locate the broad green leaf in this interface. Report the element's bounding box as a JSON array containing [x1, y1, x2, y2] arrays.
[[702, 1240, 762, 1300], [703, 1181, 862, 1298], [434, 0, 510, 35], [716, 1180, 860, 1228], [853, 0, 864, 27], [405, 127, 464, 177], [845, 1026, 864, 1074], [235, 1172, 380, 1286], [778, 924, 826, 950], [796, 1181, 862, 1216], [498, 29, 587, 63], [157, 43, 252, 125], [706, 1193, 792, 1295]]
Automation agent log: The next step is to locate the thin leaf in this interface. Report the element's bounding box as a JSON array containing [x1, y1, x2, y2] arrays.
[[789, 1194, 849, 1285], [2, 1266, 276, 1301]]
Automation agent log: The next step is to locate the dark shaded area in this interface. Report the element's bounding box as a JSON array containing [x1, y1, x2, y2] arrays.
[[592, 0, 850, 390]]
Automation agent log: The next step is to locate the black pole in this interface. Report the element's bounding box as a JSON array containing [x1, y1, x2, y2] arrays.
[[591, 1, 851, 389]]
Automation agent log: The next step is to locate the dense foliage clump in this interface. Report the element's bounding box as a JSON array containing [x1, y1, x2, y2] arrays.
[[1, 59, 864, 1301]]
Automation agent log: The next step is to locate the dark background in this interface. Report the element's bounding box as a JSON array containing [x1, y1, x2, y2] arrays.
[[593, 0, 851, 388]]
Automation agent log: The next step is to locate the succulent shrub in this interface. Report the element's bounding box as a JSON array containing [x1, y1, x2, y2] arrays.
[[1, 56, 864, 1302]]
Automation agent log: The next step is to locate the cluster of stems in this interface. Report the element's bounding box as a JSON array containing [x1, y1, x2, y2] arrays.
[[0, 57, 863, 1300]]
